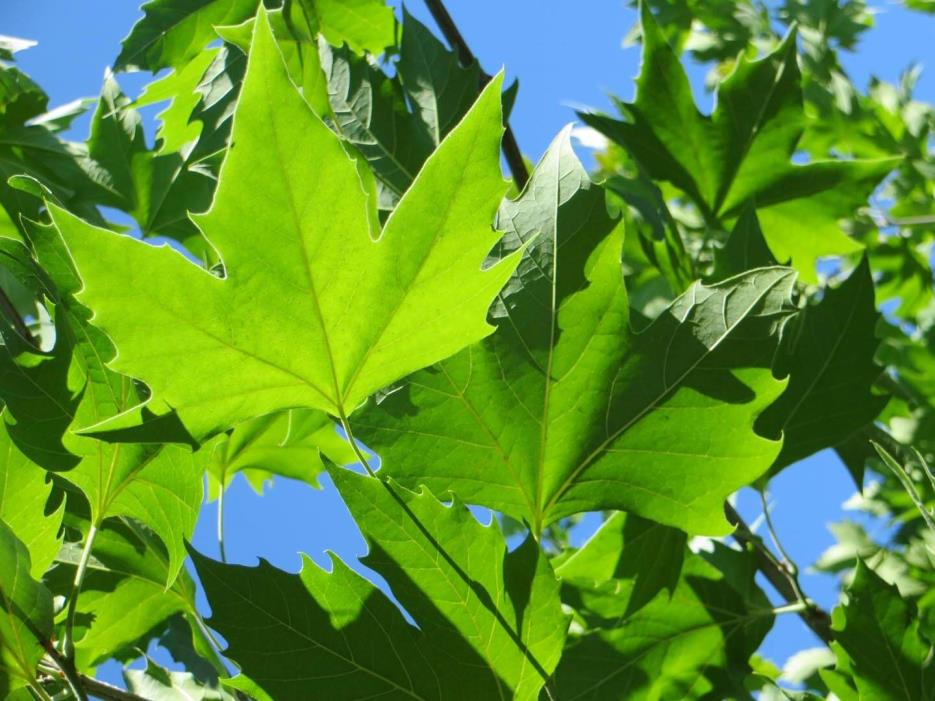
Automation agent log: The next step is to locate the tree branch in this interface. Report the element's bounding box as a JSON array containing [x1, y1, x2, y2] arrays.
[[0, 285, 37, 346], [422, 0, 530, 190], [724, 503, 834, 644], [78, 675, 151, 701]]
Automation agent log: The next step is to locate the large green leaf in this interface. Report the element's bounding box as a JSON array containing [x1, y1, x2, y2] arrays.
[[0, 519, 53, 698], [192, 468, 565, 700], [0, 419, 62, 578], [356, 129, 794, 535], [114, 0, 258, 72], [0, 219, 204, 586], [50, 517, 208, 672], [829, 560, 935, 700], [53, 9, 519, 440], [757, 257, 888, 472], [552, 512, 773, 699], [582, 4, 897, 282]]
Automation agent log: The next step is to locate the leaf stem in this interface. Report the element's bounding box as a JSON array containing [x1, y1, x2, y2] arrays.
[[217, 484, 228, 563], [28, 679, 54, 701], [39, 647, 88, 701], [724, 502, 834, 644], [338, 411, 377, 478], [758, 488, 809, 606], [62, 523, 98, 660], [422, 0, 530, 189], [873, 441, 935, 535]]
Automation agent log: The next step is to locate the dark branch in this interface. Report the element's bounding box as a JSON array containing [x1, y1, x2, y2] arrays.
[[422, 0, 530, 190], [78, 675, 151, 701], [0, 285, 37, 346], [724, 503, 834, 644]]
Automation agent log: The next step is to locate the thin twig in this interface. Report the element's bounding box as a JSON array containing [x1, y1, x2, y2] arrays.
[[422, 0, 530, 189], [78, 675, 151, 701], [758, 488, 810, 607], [39, 647, 89, 701], [724, 503, 834, 644]]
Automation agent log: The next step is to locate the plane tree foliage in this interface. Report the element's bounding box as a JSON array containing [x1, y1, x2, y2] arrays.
[[0, 0, 933, 698]]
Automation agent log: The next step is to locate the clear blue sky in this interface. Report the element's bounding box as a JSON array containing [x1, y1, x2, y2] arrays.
[[4, 0, 935, 689]]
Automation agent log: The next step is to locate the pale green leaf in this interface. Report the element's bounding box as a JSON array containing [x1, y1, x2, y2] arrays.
[[0, 519, 52, 698], [53, 9, 518, 439]]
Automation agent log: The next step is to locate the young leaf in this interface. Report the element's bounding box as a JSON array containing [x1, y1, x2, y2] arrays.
[[124, 657, 233, 701], [830, 560, 935, 700], [192, 469, 565, 700], [757, 257, 888, 471], [356, 129, 794, 535], [53, 9, 519, 439], [582, 4, 897, 282], [207, 409, 354, 498], [114, 0, 258, 72], [0, 519, 53, 698]]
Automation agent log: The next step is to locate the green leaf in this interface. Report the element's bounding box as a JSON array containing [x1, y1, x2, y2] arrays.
[[582, 4, 897, 282], [710, 206, 779, 281], [87, 73, 216, 260], [53, 9, 519, 439], [2, 219, 204, 585], [320, 41, 433, 205], [555, 511, 685, 617], [553, 514, 773, 699], [0, 419, 62, 578], [356, 129, 794, 535], [757, 257, 888, 471], [0, 519, 53, 698], [51, 518, 205, 670], [831, 560, 935, 700], [296, 0, 396, 56], [114, 0, 258, 72], [135, 49, 220, 155], [397, 7, 482, 146], [124, 657, 233, 701], [192, 469, 565, 700], [207, 408, 355, 498]]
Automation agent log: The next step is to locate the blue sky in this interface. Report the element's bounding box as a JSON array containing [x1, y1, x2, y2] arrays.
[[4, 0, 935, 689]]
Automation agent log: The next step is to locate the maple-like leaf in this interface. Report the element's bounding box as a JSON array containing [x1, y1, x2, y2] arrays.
[[0, 420, 63, 578], [53, 9, 519, 440], [0, 219, 204, 586], [0, 519, 53, 697], [582, 3, 898, 282], [828, 561, 935, 699], [192, 467, 565, 700], [356, 129, 795, 535], [114, 0, 258, 72], [553, 512, 773, 699]]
